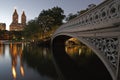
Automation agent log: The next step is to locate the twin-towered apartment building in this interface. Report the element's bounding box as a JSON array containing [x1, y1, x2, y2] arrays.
[[0, 9, 26, 31]]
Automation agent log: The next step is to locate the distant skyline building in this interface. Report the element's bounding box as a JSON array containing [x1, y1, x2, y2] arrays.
[[0, 23, 6, 30], [9, 9, 26, 31]]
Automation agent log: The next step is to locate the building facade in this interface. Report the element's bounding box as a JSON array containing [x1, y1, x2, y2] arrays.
[[10, 9, 26, 31], [0, 23, 6, 30]]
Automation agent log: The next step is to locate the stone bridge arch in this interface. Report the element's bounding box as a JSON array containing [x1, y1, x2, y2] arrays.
[[52, 32, 117, 80]]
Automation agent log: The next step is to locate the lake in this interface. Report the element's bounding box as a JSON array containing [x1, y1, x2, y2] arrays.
[[0, 41, 112, 80], [0, 41, 57, 80]]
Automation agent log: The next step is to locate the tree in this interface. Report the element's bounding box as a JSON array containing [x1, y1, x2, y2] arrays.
[[24, 19, 40, 40], [37, 15, 54, 39], [23, 7, 65, 41], [37, 7, 65, 39], [37, 15, 54, 32], [51, 6, 65, 25], [38, 6, 65, 26]]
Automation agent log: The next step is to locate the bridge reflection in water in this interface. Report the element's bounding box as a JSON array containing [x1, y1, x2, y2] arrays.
[[52, 36, 112, 80]]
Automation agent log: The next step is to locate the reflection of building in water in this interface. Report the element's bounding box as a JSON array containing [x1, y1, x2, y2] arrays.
[[19, 44, 24, 76], [0, 43, 5, 56], [9, 43, 24, 79]]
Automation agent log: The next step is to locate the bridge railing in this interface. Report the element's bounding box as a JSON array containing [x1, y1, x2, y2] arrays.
[[55, 0, 120, 33]]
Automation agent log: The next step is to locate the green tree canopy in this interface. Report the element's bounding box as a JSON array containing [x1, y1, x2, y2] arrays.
[[38, 6, 65, 26]]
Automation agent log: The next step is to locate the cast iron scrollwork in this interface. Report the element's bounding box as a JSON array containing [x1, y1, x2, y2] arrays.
[[84, 37, 119, 70]]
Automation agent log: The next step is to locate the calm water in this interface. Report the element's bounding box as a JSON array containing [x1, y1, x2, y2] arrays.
[[0, 41, 112, 80], [52, 40, 112, 80], [0, 42, 57, 80]]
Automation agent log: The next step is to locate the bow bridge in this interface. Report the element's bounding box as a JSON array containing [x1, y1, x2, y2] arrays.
[[51, 0, 120, 80]]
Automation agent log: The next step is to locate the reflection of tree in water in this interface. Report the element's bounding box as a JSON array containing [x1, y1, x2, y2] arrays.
[[22, 45, 58, 80]]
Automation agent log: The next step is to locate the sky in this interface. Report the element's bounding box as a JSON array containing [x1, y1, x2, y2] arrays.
[[0, 0, 104, 30]]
